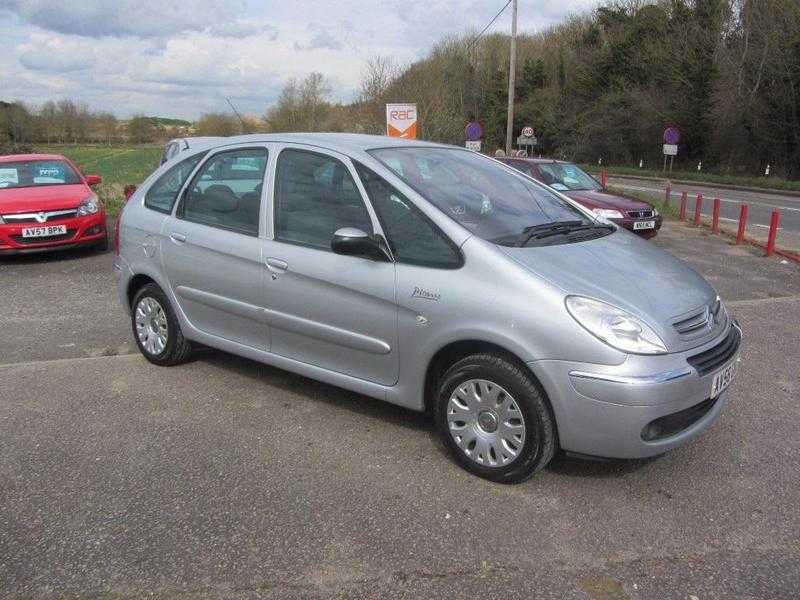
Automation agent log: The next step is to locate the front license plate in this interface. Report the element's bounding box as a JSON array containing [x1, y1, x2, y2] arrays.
[[710, 362, 736, 398], [22, 225, 67, 238], [633, 220, 656, 230]]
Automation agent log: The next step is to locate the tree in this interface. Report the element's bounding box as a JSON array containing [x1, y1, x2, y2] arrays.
[[127, 116, 157, 143], [265, 72, 334, 132], [195, 113, 240, 136]]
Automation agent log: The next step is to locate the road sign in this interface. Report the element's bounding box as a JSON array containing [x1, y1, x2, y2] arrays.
[[521, 125, 534, 138], [386, 103, 417, 139], [465, 121, 483, 141], [465, 140, 482, 152], [664, 127, 680, 145], [517, 135, 537, 146], [663, 144, 678, 156]]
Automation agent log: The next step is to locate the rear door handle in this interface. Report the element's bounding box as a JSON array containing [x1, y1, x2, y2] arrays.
[[169, 232, 187, 243], [265, 257, 288, 273]]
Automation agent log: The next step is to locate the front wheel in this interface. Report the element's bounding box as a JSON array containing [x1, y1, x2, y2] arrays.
[[131, 283, 193, 366], [435, 354, 556, 483]]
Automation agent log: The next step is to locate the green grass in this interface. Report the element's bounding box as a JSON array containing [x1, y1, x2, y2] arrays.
[[39, 144, 162, 216], [583, 164, 800, 193]]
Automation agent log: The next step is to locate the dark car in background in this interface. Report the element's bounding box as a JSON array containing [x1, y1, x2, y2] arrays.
[[498, 157, 662, 238]]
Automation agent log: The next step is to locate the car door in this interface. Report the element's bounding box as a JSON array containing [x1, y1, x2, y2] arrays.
[[261, 145, 398, 386], [161, 145, 269, 350]]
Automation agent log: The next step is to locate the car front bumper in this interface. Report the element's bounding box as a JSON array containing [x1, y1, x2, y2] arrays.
[[612, 214, 663, 238], [528, 320, 742, 459], [0, 212, 107, 254]]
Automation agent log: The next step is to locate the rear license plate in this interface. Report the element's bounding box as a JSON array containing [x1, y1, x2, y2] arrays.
[[21, 225, 67, 238], [633, 220, 655, 230], [710, 362, 736, 398]]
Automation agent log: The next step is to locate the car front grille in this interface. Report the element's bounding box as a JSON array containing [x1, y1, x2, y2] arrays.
[[11, 229, 77, 244], [686, 325, 741, 376], [1, 209, 78, 224], [627, 209, 654, 218], [673, 299, 725, 336]]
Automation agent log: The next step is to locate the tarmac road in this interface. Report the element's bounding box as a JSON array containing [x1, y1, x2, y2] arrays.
[[1, 224, 799, 599], [609, 175, 800, 253]]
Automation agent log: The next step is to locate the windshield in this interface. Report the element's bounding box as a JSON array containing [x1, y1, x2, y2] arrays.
[[368, 147, 607, 246], [536, 162, 601, 192], [0, 159, 81, 189]]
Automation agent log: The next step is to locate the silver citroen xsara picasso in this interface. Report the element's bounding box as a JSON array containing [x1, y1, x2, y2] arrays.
[[115, 133, 741, 483]]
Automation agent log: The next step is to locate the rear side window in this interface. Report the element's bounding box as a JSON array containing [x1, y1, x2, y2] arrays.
[[178, 148, 267, 236], [145, 152, 206, 214], [274, 149, 373, 249], [355, 163, 461, 269]]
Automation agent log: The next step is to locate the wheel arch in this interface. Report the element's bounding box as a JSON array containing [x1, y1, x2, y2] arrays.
[[423, 339, 554, 419]]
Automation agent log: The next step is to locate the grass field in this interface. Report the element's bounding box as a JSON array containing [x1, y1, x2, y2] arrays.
[[39, 144, 162, 215]]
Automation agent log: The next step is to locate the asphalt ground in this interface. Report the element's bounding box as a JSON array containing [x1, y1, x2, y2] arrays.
[[1, 223, 799, 599], [609, 175, 800, 254]]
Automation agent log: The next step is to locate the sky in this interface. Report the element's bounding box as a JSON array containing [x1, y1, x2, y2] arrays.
[[0, 0, 601, 120]]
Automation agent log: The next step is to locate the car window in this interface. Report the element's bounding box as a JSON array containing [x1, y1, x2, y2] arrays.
[[178, 148, 267, 236], [0, 159, 80, 189], [369, 147, 596, 246], [537, 163, 601, 191], [145, 152, 206, 214], [355, 163, 461, 268], [274, 149, 373, 249]]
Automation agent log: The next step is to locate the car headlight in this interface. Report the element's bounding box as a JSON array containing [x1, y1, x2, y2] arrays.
[[652, 207, 659, 217], [592, 208, 624, 219], [565, 295, 667, 354], [77, 195, 100, 217]]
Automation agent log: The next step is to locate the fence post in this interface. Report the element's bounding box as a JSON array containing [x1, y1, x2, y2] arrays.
[[693, 193, 703, 226], [766, 210, 781, 257], [600, 168, 608, 189], [736, 204, 748, 244], [712, 197, 721, 233], [665, 184, 671, 207], [679, 192, 688, 221]]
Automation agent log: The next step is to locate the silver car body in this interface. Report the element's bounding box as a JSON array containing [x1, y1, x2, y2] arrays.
[[116, 133, 741, 459]]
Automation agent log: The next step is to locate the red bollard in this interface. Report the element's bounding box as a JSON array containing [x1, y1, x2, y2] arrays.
[[600, 168, 608, 189], [712, 197, 721, 233], [693, 193, 703, 226], [679, 192, 688, 221], [766, 210, 781, 257], [665, 184, 671, 207], [736, 204, 748, 244]]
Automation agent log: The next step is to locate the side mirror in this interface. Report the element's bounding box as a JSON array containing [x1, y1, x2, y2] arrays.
[[331, 227, 389, 261], [85, 174, 102, 186]]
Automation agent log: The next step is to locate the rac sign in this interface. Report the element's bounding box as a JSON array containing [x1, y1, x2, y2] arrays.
[[386, 103, 418, 139]]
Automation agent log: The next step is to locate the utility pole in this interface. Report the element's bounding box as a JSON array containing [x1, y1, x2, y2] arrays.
[[505, 0, 518, 155]]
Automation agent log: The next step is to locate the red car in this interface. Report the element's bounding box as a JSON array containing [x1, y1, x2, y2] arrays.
[[0, 154, 108, 254], [498, 157, 662, 238]]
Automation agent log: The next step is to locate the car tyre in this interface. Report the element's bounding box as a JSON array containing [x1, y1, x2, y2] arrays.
[[131, 283, 193, 366], [435, 353, 556, 483]]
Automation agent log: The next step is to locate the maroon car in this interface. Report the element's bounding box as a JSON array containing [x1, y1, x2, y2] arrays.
[[498, 157, 662, 239]]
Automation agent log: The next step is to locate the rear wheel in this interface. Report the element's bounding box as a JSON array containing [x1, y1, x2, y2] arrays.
[[435, 353, 556, 483], [131, 283, 193, 366]]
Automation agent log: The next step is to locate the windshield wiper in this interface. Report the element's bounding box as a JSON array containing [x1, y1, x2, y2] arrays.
[[516, 220, 614, 247], [515, 220, 584, 247]]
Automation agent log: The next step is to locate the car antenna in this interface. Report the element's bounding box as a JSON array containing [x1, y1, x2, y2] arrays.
[[225, 97, 246, 133]]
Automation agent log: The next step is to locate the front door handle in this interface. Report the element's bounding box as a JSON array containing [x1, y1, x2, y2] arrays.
[[265, 257, 289, 273], [169, 232, 187, 243]]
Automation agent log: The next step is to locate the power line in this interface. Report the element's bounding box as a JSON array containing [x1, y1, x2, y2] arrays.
[[467, 0, 512, 51]]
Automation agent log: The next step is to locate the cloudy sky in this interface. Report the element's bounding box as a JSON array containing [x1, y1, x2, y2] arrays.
[[0, 0, 600, 120]]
